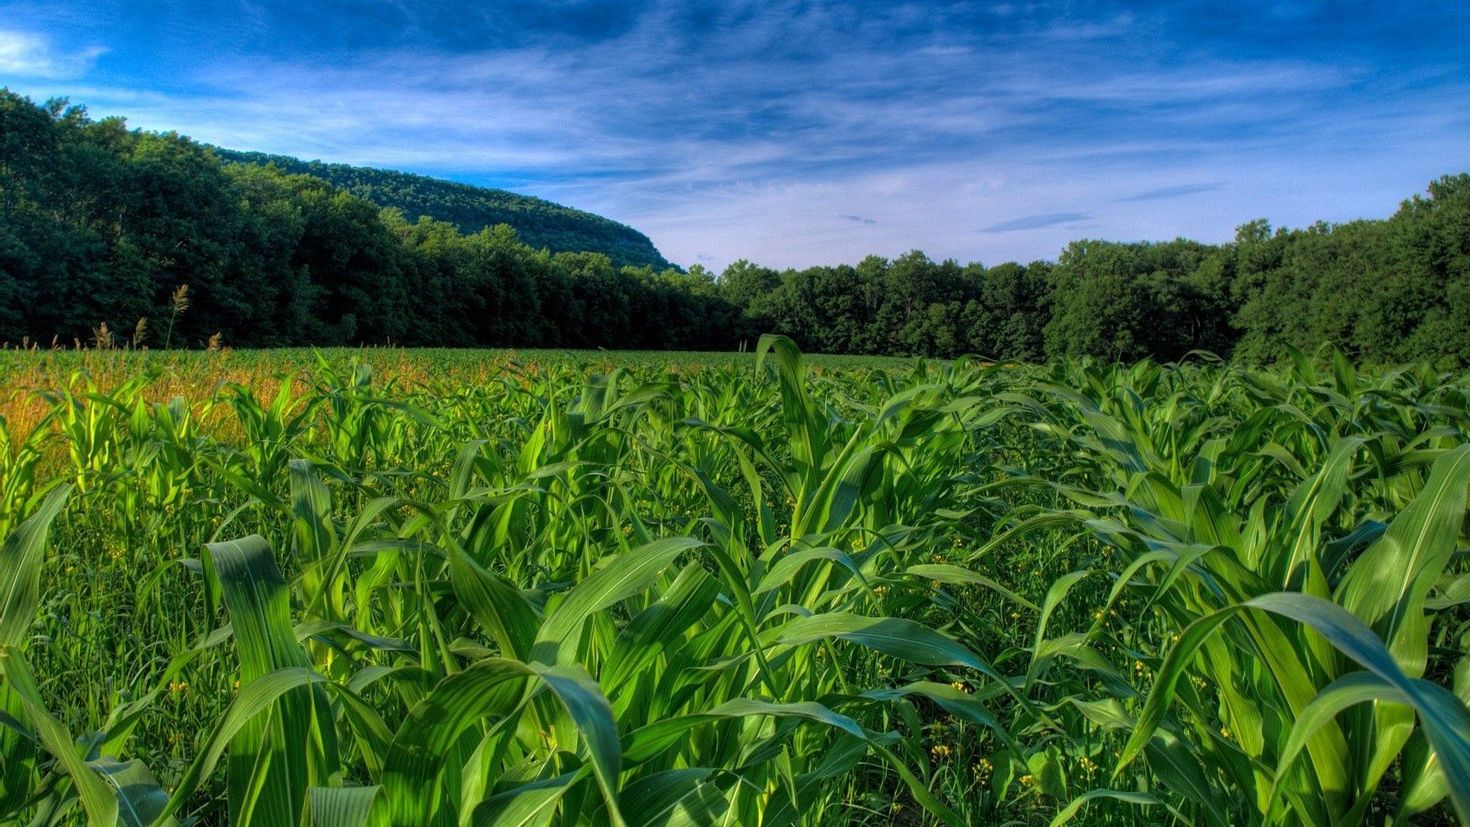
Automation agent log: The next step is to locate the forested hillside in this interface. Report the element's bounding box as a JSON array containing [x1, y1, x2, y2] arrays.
[[214, 149, 672, 270], [2, 90, 1467, 364], [0, 92, 731, 350]]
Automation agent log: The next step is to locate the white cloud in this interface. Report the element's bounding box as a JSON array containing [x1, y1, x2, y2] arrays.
[[0, 29, 103, 78], [1, 1, 1465, 270]]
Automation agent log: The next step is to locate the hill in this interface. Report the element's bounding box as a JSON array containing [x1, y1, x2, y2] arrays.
[[0, 89, 725, 350], [4, 90, 1466, 363], [214, 149, 672, 270]]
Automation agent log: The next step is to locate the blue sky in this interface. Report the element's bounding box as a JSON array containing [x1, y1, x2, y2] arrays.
[[1, 1, 1467, 270]]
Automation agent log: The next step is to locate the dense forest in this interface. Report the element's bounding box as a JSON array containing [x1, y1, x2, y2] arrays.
[[734, 179, 1468, 367], [0, 92, 731, 350], [213, 149, 673, 270], [2, 90, 1468, 364]]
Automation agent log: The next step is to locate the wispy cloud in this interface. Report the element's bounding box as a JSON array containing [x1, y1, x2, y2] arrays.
[[1118, 183, 1224, 202], [0, 29, 103, 78], [1, 1, 1467, 269], [982, 213, 1090, 233]]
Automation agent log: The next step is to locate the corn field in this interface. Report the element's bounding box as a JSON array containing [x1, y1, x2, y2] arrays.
[[1, 338, 1468, 826]]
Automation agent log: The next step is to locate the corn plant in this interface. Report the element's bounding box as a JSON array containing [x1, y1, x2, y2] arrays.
[[0, 342, 1466, 825]]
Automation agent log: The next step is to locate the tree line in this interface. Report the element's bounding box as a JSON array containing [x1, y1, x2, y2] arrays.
[[0, 92, 733, 350], [2, 90, 1467, 364], [720, 175, 1469, 366], [214, 149, 673, 270]]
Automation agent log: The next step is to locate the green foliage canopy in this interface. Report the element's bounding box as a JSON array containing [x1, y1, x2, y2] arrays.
[[3, 90, 1468, 365]]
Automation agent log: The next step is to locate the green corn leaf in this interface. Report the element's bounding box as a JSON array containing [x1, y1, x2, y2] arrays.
[[208, 535, 340, 827], [532, 537, 703, 664], [618, 768, 731, 827], [871, 743, 966, 827], [604, 564, 720, 693], [0, 486, 71, 649], [92, 758, 173, 827], [1398, 729, 1450, 818], [756, 334, 828, 488], [308, 786, 385, 827], [773, 612, 1005, 683], [447, 541, 539, 661], [469, 770, 582, 827], [905, 564, 1038, 612], [0, 648, 118, 826], [526, 664, 624, 827], [1047, 789, 1177, 827], [1264, 671, 1406, 819], [381, 659, 533, 826], [1249, 593, 1470, 824], [1336, 443, 1470, 674], [755, 547, 869, 596], [1029, 570, 1092, 679], [623, 699, 869, 764], [155, 667, 329, 825], [1115, 592, 1470, 823], [862, 681, 1022, 758]]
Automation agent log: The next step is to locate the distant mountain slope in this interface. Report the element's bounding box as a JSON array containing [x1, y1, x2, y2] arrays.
[[214, 149, 673, 270]]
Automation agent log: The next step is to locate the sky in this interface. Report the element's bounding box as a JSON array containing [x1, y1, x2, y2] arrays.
[[1, 1, 1467, 271]]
